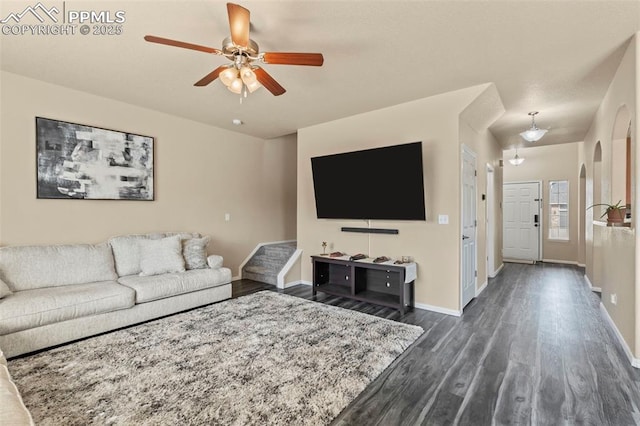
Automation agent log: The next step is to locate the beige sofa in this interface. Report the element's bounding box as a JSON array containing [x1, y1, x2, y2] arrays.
[[0, 232, 232, 359], [0, 347, 33, 425]]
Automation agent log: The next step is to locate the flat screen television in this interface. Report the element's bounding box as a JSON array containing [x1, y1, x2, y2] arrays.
[[311, 142, 426, 220]]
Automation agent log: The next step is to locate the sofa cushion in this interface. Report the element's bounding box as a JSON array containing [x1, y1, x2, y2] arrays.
[[139, 235, 185, 276], [0, 282, 135, 335], [110, 233, 199, 277], [183, 236, 210, 270], [0, 278, 11, 299], [0, 244, 117, 291], [206, 255, 224, 270], [109, 234, 152, 277], [0, 347, 34, 425], [118, 268, 232, 303]]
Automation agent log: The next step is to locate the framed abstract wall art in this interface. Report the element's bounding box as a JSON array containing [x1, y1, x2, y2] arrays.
[[36, 117, 154, 200]]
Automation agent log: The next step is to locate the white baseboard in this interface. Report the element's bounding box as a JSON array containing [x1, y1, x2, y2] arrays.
[[476, 280, 488, 297], [599, 303, 640, 368], [414, 302, 461, 317], [503, 258, 535, 265], [232, 275, 241, 281], [299, 280, 312, 286], [542, 258, 579, 265], [583, 274, 601, 292], [577, 263, 586, 268], [489, 263, 504, 278], [282, 280, 304, 289]]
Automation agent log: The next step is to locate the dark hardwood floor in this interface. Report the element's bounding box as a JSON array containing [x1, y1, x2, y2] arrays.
[[233, 262, 640, 425]]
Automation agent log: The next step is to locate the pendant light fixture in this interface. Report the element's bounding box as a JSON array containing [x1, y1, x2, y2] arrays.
[[509, 148, 525, 166], [520, 111, 548, 142]]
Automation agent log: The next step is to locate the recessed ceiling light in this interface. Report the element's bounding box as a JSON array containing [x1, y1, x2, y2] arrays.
[[232, 119, 243, 126]]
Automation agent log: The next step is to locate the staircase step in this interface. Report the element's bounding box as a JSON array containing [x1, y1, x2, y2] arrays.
[[244, 256, 280, 267], [243, 265, 277, 275], [243, 270, 277, 286], [264, 244, 296, 258], [247, 254, 289, 270]]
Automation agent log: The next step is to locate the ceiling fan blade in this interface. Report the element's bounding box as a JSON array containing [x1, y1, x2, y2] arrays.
[[227, 3, 250, 48], [144, 35, 221, 55], [254, 67, 286, 96], [262, 52, 324, 66], [194, 66, 227, 87]]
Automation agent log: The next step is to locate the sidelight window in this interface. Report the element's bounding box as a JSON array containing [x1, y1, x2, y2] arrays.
[[549, 180, 569, 240]]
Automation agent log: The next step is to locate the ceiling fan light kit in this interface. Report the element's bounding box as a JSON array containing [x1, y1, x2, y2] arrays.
[[220, 67, 239, 86], [144, 2, 324, 101], [519, 111, 548, 142], [228, 77, 244, 95]]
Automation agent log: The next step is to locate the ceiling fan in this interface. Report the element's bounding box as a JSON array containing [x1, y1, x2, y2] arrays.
[[144, 2, 324, 98]]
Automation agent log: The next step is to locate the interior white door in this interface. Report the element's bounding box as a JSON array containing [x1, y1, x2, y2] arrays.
[[503, 182, 541, 261], [461, 147, 477, 309], [486, 165, 495, 277]]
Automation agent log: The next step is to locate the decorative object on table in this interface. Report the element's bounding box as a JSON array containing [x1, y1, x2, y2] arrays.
[[8, 291, 423, 425], [373, 256, 390, 263], [320, 241, 328, 255], [587, 200, 627, 225], [401, 256, 412, 263], [329, 251, 345, 257], [36, 117, 154, 200], [349, 253, 367, 261]]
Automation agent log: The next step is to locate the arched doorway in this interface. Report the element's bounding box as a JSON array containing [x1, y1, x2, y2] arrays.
[[611, 105, 631, 221]]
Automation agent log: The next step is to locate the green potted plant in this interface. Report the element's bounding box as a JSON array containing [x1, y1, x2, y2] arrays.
[[587, 200, 627, 225]]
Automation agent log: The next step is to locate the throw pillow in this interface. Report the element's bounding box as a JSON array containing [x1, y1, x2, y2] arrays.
[[0, 277, 12, 299], [182, 236, 210, 270], [139, 235, 185, 276], [109, 235, 149, 276]]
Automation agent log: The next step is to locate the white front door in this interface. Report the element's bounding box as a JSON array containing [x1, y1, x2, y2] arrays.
[[461, 146, 477, 309], [503, 182, 541, 262]]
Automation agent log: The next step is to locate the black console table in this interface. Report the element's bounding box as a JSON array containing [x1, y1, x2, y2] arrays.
[[311, 255, 415, 314]]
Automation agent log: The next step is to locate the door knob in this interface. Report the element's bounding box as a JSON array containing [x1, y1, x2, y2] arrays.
[[462, 235, 470, 240]]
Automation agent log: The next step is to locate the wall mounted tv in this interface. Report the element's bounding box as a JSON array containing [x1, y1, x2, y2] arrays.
[[311, 142, 426, 220]]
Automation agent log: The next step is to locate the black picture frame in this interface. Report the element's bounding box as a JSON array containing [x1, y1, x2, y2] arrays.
[[36, 117, 154, 201]]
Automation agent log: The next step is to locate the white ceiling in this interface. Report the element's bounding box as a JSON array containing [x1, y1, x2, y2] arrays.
[[1, 1, 639, 147]]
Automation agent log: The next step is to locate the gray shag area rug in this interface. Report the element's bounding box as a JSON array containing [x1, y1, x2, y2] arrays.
[[9, 291, 423, 425]]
